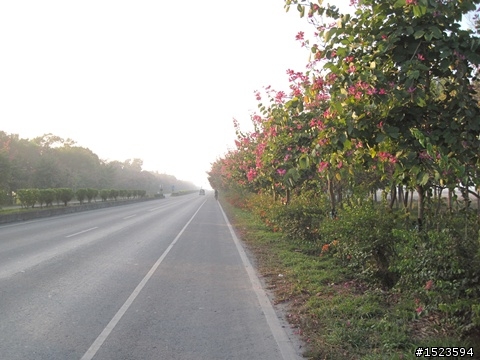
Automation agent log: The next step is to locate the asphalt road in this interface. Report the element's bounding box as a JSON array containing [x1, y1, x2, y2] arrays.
[[0, 193, 303, 360]]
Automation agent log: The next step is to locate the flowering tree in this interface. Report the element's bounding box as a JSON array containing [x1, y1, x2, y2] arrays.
[[286, 0, 480, 227]]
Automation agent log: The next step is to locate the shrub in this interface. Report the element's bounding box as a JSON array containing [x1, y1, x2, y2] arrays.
[[392, 222, 480, 335], [109, 189, 119, 200], [38, 188, 55, 207], [270, 194, 329, 242], [55, 188, 74, 206], [17, 189, 39, 208], [85, 188, 98, 203], [99, 189, 110, 201], [76, 188, 87, 204], [319, 200, 400, 288]]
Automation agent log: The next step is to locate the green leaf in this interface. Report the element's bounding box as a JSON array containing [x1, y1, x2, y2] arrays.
[[376, 133, 386, 143], [409, 70, 420, 79], [298, 155, 310, 169], [430, 26, 443, 39], [298, 4, 305, 17], [413, 30, 425, 39], [343, 139, 352, 150], [385, 126, 400, 139], [412, 5, 427, 17], [418, 171, 430, 186], [415, 96, 427, 107]]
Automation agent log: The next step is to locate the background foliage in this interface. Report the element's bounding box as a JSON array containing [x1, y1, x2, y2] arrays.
[[0, 132, 196, 205]]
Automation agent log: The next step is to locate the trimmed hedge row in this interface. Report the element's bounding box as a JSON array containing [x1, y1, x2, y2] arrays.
[[15, 188, 147, 208]]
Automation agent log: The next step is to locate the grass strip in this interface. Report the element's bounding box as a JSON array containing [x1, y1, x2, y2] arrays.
[[221, 199, 479, 360]]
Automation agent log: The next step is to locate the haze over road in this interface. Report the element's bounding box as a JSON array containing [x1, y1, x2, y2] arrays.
[[0, 194, 302, 360]]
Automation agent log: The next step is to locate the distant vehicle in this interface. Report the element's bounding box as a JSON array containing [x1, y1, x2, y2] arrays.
[[199, 189, 205, 195]]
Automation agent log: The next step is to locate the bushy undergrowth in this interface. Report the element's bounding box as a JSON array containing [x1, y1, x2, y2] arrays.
[[235, 192, 480, 356], [392, 218, 480, 336], [319, 201, 402, 288], [247, 191, 329, 244]]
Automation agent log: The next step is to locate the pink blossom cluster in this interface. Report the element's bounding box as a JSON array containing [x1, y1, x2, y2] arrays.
[[247, 168, 257, 182], [347, 81, 387, 99], [309, 118, 326, 130], [318, 161, 330, 172], [377, 151, 398, 164]]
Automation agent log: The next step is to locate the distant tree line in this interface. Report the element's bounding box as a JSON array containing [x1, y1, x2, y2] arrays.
[[0, 132, 196, 205]]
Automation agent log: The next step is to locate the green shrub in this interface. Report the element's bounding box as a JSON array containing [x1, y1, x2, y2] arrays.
[[319, 201, 400, 288], [38, 188, 55, 207], [17, 189, 39, 208], [85, 188, 98, 202], [55, 188, 74, 206], [99, 189, 110, 201], [392, 222, 480, 335], [270, 195, 328, 242], [76, 188, 87, 204]]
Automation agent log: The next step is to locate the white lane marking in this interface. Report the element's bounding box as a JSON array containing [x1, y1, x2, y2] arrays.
[[123, 214, 137, 220], [218, 203, 303, 360], [80, 200, 206, 360], [65, 227, 98, 238]]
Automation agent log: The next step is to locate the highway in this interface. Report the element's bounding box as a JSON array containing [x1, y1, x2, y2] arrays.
[[0, 193, 302, 360]]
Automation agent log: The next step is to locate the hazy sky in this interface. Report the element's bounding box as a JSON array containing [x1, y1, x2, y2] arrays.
[[0, 0, 350, 188]]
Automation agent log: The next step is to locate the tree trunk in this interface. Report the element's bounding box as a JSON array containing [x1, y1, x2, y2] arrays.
[[389, 185, 397, 210], [327, 177, 336, 218], [416, 185, 425, 231], [461, 185, 470, 210], [403, 189, 409, 209], [477, 189, 480, 217], [447, 188, 453, 213], [337, 185, 343, 209], [398, 186, 404, 208]]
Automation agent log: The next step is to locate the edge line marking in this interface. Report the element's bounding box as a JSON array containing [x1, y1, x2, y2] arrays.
[[218, 202, 302, 360]]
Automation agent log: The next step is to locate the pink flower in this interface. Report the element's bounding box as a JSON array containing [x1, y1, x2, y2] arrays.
[[417, 54, 425, 61], [378, 151, 398, 164], [318, 161, 329, 172], [275, 91, 286, 104], [416, 306, 423, 314], [425, 280, 433, 290], [295, 31, 305, 41], [277, 168, 286, 176], [247, 168, 257, 182]]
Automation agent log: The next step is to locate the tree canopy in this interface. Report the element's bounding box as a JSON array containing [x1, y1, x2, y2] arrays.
[[0, 131, 196, 204]]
